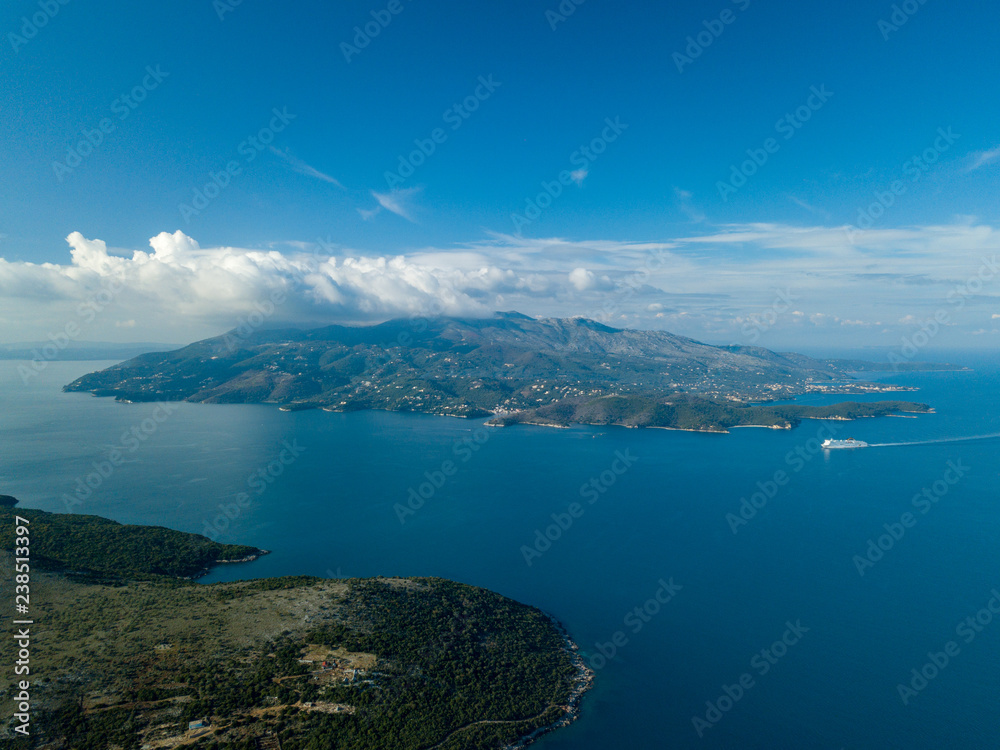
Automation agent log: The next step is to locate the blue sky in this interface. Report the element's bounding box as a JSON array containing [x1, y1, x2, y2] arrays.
[[2, 0, 1000, 350]]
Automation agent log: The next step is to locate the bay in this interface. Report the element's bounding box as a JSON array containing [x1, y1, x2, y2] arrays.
[[2, 357, 999, 749]]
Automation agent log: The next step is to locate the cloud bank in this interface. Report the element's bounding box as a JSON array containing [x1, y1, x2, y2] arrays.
[[0, 222, 997, 349]]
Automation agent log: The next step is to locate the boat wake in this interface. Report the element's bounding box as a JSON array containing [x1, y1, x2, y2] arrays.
[[869, 431, 1000, 448]]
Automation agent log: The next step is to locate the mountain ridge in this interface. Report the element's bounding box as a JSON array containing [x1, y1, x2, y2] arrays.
[[63, 312, 939, 431]]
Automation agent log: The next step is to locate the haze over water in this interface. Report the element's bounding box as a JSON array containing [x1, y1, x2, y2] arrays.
[[3, 358, 999, 749]]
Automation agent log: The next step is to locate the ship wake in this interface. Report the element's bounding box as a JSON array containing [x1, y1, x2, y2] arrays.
[[869, 431, 1000, 448]]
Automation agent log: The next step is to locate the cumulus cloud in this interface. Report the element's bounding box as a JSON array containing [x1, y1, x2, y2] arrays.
[[568, 267, 616, 292], [1, 221, 998, 349], [0, 231, 525, 343], [570, 169, 588, 186], [569, 268, 596, 291]]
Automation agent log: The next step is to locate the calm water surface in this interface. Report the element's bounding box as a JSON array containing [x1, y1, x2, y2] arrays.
[[2, 358, 999, 749]]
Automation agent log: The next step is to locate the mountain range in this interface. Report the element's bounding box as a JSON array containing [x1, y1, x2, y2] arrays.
[[64, 312, 938, 432]]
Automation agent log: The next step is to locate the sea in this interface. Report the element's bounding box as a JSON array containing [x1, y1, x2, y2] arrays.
[[2, 354, 999, 749]]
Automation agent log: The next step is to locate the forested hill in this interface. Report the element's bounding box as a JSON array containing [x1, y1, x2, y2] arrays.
[[64, 313, 941, 429], [0, 503, 265, 580], [0, 505, 588, 749]]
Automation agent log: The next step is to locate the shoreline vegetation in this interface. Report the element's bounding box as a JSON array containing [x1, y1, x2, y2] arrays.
[[0, 505, 268, 581], [0, 498, 590, 749], [485, 397, 932, 433], [63, 312, 947, 434]]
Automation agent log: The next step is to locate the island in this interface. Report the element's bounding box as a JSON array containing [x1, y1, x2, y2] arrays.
[[487, 395, 933, 432], [63, 312, 947, 432], [0, 499, 590, 750]]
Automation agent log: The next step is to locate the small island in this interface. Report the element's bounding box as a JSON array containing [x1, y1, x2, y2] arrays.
[[487, 395, 933, 432], [0, 500, 590, 750]]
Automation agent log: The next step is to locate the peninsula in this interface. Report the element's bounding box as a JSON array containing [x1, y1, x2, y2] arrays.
[[0, 499, 589, 749]]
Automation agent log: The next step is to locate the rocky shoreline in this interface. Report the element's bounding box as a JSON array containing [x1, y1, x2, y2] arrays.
[[504, 615, 595, 749], [187, 549, 270, 579], [214, 549, 270, 564]]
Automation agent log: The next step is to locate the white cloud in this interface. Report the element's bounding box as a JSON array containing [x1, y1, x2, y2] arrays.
[[569, 267, 596, 291], [674, 187, 706, 223], [371, 187, 422, 222], [967, 146, 1000, 172], [567, 267, 615, 292], [270, 147, 345, 187], [0, 221, 998, 349], [570, 169, 588, 186], [0, 231, 514, 342], [787, 194, 831, 220]]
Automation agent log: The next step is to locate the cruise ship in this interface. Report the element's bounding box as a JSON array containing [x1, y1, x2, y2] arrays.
[[822, 438, 868, 450]]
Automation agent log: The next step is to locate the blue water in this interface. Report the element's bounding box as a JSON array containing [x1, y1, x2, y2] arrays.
[[2, 358, 999, 749]]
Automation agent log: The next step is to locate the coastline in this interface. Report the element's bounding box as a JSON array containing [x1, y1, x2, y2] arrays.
[[187, 549, 270, 580], [74, 382, 934, 439], [647, 425, 729, 434], [213, 549, 270, 565], [503, 615, 595, 750]]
